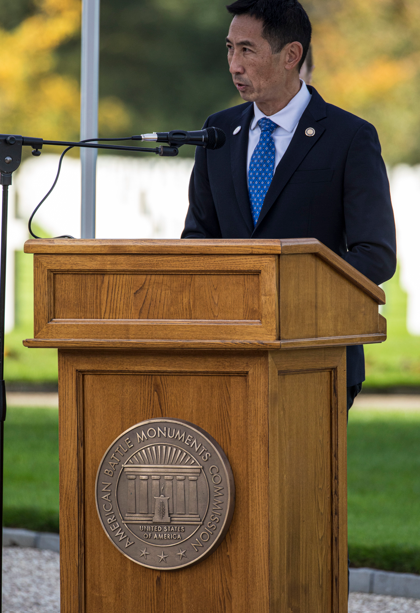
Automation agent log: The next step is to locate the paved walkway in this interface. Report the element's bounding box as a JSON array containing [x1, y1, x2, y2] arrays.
[[3, 548, 59, 613], [353, 394, 420, 410], [6, 391, 420, 410], [6, 392, 58, 408], [350, 593, 420, 612]]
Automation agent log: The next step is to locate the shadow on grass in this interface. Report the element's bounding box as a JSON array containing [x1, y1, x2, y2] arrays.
[[4, 507, 59, 534], [350, 544, 420, 575]]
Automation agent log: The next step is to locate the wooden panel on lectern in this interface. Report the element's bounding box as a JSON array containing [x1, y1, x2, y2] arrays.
[[59, 350, 270, 613], [279, 253, 384, 347], [58, 346, 348, 613], [33, 254, 278, 341], [24, 238, 386, 351], [268, 348, 348, 613]]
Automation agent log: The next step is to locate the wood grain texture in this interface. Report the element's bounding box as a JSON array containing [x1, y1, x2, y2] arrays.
[[24, 237, 385, 304], [59, 350, 270, 613], [279, 239, 385, 303], [23, 332, 386, 350], [32, 254, 278, 341], [58, 352, 82, 613], [268, 348, 348, 613], [279, 332, 386, 349], [53, 273, 260, 320], [24, 238, 283, 254], [33, 256, 49, 337], [24, 338, 285, 349], [280, 254, 383, 342], [26, 239, 387, 348], [379, 314, 387, 334]]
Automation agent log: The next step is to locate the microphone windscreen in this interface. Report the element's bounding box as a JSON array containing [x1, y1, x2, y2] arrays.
[[206, 127, 226, 150]]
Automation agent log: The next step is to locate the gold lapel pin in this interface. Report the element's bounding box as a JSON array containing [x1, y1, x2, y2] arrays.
[[305, 127, 316, 137]]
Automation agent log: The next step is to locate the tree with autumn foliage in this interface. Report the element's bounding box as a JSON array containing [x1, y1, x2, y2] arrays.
[[307, 0, 420, 165], [0, 0, 129, 142], [2, 0, 420, 164]]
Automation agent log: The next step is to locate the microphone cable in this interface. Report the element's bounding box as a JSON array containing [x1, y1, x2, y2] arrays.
[[28, 136, 135, 239]]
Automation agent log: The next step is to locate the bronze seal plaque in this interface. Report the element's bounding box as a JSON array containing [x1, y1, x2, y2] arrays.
[[95, 418, 235, 570]]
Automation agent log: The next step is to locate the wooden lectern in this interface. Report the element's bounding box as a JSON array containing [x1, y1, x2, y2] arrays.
[[24, 238, 386, 613]]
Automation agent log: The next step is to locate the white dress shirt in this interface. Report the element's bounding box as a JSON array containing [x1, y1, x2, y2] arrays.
[[247, 80, 312, 177]]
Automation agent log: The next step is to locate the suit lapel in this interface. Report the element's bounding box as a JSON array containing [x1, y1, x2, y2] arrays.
[[230, 103, 254, 234], [253, 89, 327, 233]]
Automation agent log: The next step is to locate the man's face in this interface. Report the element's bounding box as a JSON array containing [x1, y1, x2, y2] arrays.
[[226, 15, 288, 108]]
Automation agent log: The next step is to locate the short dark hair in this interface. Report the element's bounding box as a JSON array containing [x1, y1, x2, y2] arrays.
[[226, 0, 312, 69]]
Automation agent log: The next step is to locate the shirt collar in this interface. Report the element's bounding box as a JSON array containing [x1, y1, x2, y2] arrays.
[[250, 80, 312, 133]]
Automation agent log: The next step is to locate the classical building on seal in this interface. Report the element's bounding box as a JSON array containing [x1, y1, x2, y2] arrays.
[[121, 444, 204, 525]]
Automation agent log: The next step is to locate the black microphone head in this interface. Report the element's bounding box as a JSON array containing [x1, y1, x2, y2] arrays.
[[206, 127, 226, 150]]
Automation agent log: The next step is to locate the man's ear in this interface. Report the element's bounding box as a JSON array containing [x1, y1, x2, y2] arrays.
[[284, 41, 303, 72]]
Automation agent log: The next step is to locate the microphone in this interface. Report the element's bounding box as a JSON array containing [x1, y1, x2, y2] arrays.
[[136, 127, 226, 150]]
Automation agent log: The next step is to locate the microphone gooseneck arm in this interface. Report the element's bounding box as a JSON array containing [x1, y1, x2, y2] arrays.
[[17, 135, 181, 157], [135, 127, 227, 150]]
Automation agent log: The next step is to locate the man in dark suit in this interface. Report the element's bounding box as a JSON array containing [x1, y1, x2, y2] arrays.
[[182, 0, 396, 407]]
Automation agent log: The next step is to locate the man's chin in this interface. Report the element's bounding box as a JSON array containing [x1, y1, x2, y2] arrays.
[[238, 90, 254, 103]]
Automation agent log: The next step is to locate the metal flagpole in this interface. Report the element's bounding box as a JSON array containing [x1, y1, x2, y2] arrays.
[[80, 0, 100, 238]]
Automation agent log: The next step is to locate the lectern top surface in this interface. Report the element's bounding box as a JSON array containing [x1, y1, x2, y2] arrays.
[[24, 238, 284, 255]]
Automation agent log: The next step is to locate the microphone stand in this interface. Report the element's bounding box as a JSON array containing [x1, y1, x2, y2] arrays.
[[0, 132, 181, 612]]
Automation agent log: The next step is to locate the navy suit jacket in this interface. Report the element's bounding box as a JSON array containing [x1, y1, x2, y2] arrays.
[[182, 87, 397, 386]]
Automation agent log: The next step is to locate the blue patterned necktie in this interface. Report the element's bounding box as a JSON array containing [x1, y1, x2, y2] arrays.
[[248, 117, 277, 226]]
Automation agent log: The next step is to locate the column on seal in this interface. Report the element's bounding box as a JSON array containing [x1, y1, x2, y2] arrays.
[[188, 476, 198, 515], [127, 474, 137, 514], [152, 475, 160, 503], [138, 476, 149, 514], [176, 476, 186, 514]]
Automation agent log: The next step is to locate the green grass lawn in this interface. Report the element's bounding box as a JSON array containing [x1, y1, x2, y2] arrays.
[[364, 270, 420, 389], [5, 250, 57, 384], [4, 405, 420, 574], [348, 408, 420, 573], [4, 406, 59, 533]]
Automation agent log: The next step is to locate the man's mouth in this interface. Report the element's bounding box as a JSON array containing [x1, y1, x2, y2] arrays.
[[234, 82, 248, 91]]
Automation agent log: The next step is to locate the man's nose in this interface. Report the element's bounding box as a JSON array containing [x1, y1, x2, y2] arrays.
[[229, 51, 244, 75]]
